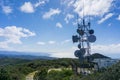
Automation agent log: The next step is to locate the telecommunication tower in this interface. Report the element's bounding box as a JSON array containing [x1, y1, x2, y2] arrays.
[[72, 0, 96, 62], [72, 15, 96, 62]]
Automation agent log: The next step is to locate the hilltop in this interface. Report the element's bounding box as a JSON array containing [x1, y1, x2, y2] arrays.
[[90, 53, 110, 59]]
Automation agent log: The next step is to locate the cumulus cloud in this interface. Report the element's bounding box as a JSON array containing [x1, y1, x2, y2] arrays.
[[117, 15, 120, 20], [20, 0, 49, 13], [98, 13, 114, 24], [20, 2, 34, 13], [61, 0, 113, 17], [2, 6, 12, 14], [56, 22, 63, 28], [37, 41, 46, 45], [43, 8, 61, 19], [64, 14, 74, 23], [0, 26, 36, 48]]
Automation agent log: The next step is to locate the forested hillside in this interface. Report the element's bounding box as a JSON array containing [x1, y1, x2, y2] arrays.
[[0, 58, 79, 80], [0, 57, 119, 80]]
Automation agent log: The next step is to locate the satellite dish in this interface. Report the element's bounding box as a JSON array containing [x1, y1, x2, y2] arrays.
[[80, 48, 86, 55], [74, 50, 79, 57], [79, 30, 84, 36], [77, 29, 84, 36], [72, 35, 79, 43], [89, 29, 94, 34], [74, 48, 86, 58], [78, 43, 81, 49], [88, 35, 96, 43]]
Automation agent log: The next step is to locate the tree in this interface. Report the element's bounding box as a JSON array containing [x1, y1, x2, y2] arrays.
[[0, 68, 12, 80], [47, 69, 73, 80], [34, 68, 47, 80]]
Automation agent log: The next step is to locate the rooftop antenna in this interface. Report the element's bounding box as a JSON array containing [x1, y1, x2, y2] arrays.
[[72, 0, 96, 62]]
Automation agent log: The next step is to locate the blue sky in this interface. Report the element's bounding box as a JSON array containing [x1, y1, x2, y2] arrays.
[[0, 0, 120, 58]]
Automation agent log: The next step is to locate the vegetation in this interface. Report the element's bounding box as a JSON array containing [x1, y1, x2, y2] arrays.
[[0, 58, 79, 80], [0, 68, 11, 80], [0, 56, 119, 80], [33, 61, 120, 80], [34, 68, 48, 80], [47, 69, 74, 80]]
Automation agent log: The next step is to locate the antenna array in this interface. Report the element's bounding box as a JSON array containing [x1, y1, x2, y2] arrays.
[[72, 0, 96, 62]]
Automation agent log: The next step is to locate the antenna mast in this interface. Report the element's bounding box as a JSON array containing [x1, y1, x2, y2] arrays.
[[72, 0, 96, 62]]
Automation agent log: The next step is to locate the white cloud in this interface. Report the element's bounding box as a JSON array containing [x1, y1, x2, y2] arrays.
[[37, 40, 56, 45], [62, 0, 113, 17], [72, 20, 78, 26], [43, 8, 61, 19], [50, 51, 75, 58], [20, 2, 34, 13], [72, 46, 78, 50], [0, 42, 9, 49], [48, 41, 56, 44], [34, 0, 48, 8], [61, 39, 71, 44], [56, 22, 63, 28], [117, 15, 120, 20], [22, 28, 35, 36], [50, 43, 120, 58], [2, 6, 12, 14], [61, 0, 75, 7], [36, 42, 120, 58], [64, 14, 74, 23], [72, 18, 82, 26], [53, 43, 120, 58], [0, 26, 36, 48], [37, 41, 46, 45], [98, 13, 114, 24], [67, 0, 75, 7], [91, 43, 120, 54], [52, 43, 120, 58], [20, 0, 48, 13], [75, 0, 113, 17]]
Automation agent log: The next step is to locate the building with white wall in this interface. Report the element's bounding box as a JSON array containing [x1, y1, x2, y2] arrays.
[[93, 58, 119, 70]]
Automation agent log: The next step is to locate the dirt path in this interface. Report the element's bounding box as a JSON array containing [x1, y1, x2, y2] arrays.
[[26, 71, 37, 80], [25, 68, 71, 80]]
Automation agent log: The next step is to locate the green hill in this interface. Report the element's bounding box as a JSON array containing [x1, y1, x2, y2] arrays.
[[90, 53, 110, 59]]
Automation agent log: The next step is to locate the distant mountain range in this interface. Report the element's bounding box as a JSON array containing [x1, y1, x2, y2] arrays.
[[0, 51, 111, 60], [0, 51, 54, 60]]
